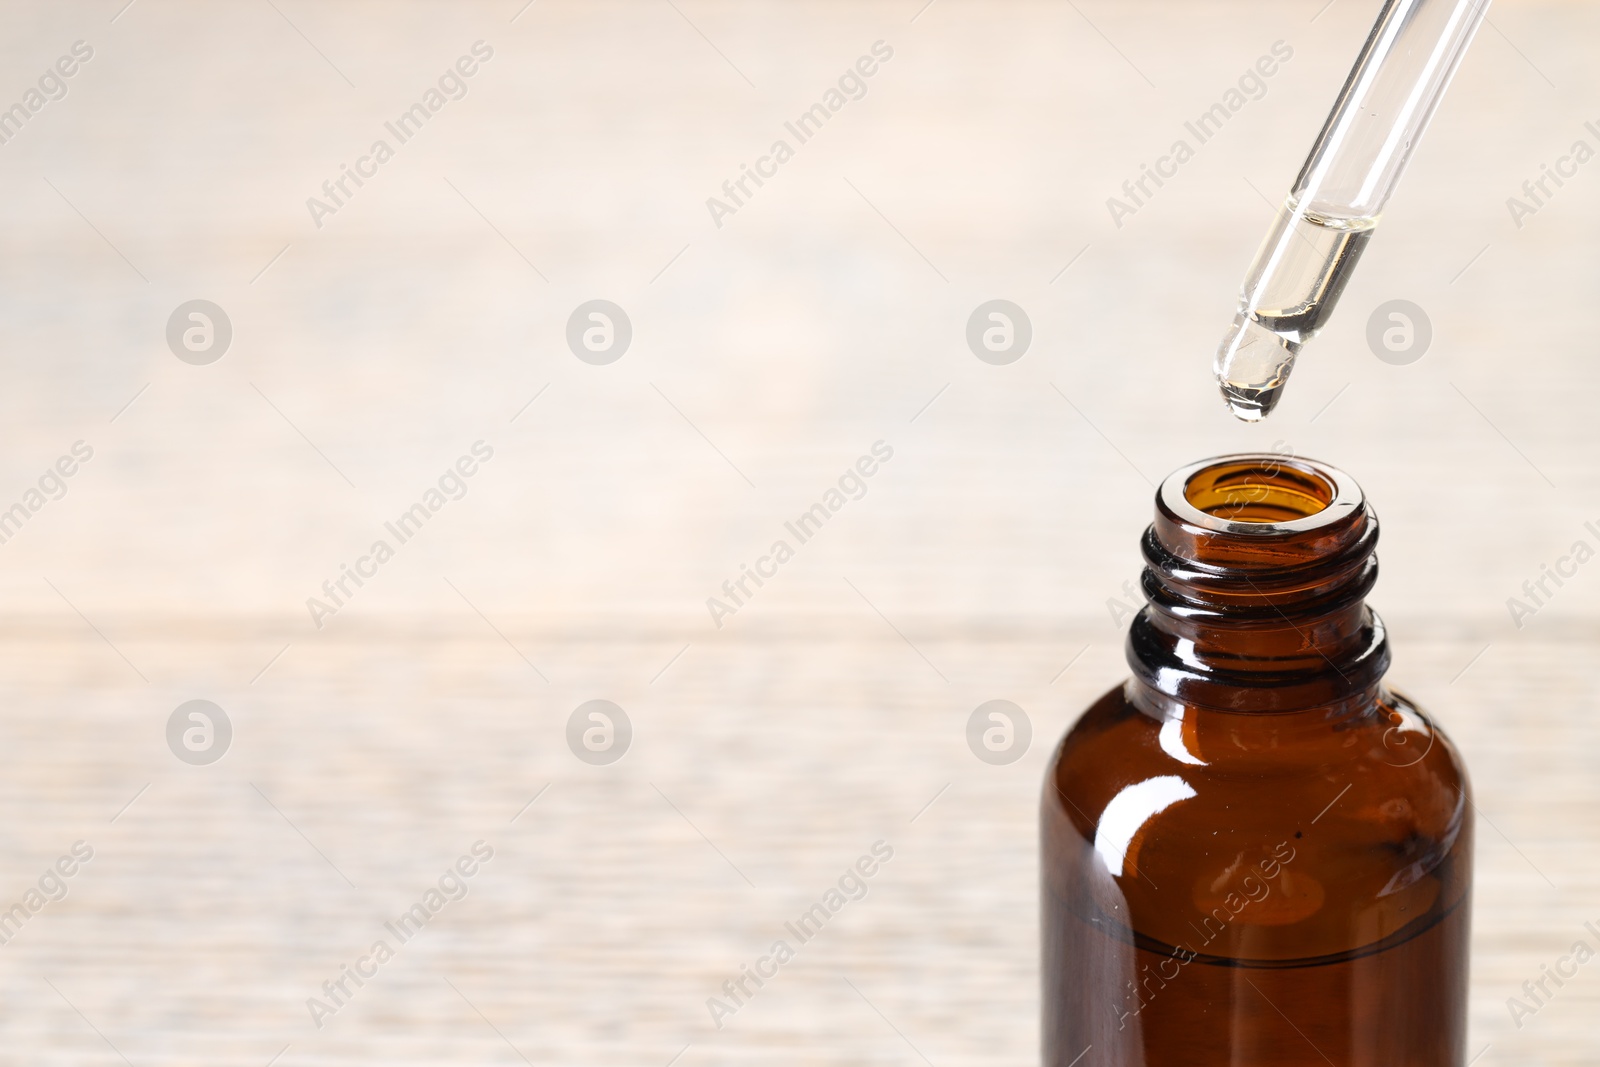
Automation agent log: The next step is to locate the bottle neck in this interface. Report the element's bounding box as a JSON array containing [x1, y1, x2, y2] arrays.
[[1125, 454, 1390, 715]]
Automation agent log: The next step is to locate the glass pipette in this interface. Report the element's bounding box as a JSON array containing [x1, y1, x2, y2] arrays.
[[1215, 0, 1491, 420]]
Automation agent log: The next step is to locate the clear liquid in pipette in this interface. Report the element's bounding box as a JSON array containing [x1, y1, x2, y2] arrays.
[[1215, 202, 1376, 420]]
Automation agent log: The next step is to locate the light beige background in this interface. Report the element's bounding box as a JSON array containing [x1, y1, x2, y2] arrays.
[[0, 0, 1595, 1063]]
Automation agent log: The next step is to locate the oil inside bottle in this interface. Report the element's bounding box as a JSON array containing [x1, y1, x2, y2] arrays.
[[1215, 202, 1377, 421]]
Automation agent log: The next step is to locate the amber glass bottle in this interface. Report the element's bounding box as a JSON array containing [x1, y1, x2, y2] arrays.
[[1042, 454, 1471, 1066]]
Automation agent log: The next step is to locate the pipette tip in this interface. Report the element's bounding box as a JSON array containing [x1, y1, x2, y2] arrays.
[[1219, 381, 1284, 422], [1215, 313, 1298, 422]]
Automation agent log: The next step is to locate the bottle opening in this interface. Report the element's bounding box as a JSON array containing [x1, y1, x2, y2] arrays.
[[1183, 459, 1336, 524]]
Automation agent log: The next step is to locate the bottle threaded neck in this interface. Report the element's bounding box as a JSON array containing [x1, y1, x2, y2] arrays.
[[1126, 453, 1390, 713]]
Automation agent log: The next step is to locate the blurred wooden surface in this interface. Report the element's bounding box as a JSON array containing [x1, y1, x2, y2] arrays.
[[0, 1, 1596, 1064]]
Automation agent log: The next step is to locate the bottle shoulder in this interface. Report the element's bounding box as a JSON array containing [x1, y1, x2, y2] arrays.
[[1046, 681, 1468, 811]]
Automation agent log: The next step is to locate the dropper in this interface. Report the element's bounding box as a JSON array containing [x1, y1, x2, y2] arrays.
[[1215, 0, 1491, 420]]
